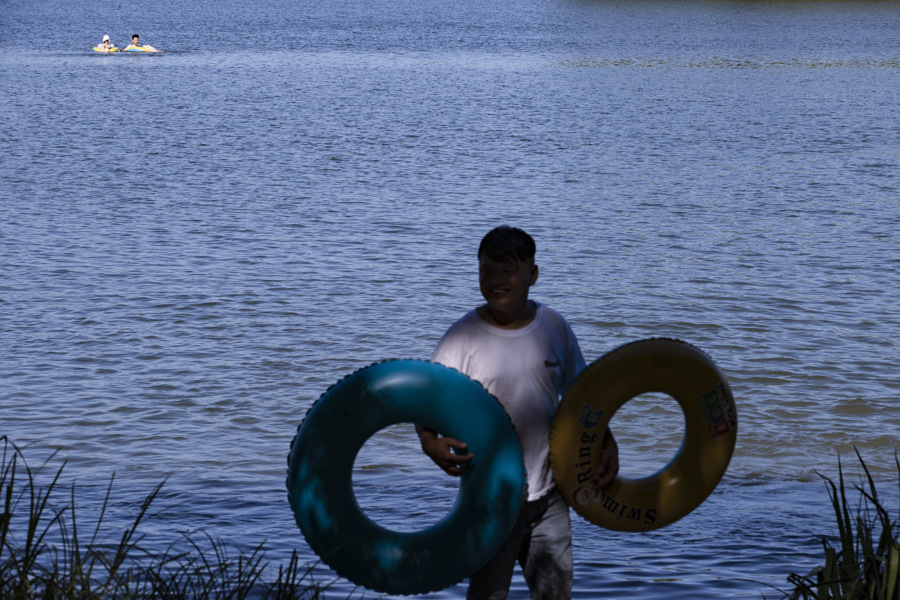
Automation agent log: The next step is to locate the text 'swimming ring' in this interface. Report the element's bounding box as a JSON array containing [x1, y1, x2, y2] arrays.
[[287, 360, 526, 595], [550, 338, 737, 532]]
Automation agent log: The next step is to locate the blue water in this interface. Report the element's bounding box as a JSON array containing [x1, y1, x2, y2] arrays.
[[2, 0, 899, 597]]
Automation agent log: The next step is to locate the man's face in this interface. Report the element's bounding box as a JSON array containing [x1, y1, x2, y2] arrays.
[[478, 255, 537, 314], [132, 36, 139, 45]]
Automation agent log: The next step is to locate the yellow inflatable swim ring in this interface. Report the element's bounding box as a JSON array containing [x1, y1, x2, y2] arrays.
[[550, 338, 737, 532], [92, 46, 119, 52]]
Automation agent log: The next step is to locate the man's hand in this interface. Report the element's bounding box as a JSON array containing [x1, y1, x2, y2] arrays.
[[418, 429, 474, 477], [595, 428, 619, 490]]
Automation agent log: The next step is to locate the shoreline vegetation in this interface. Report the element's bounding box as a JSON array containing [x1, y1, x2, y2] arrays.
[[3, 436, 897, 599], [771, 448, 900, 600], [0, 436, 358, 600]]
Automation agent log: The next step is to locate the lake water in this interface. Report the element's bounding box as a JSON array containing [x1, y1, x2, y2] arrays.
[[1, 0, 899, 597]]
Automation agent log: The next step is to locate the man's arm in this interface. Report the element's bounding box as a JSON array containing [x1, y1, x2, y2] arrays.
[[416, 424, 474, 477], [595, 428, 619, 490]]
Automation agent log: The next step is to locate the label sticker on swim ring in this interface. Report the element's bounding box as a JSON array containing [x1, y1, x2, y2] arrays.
[[699, 383, 737, 438], [550, 338, 737, 532], [286, 359, 526, 595]]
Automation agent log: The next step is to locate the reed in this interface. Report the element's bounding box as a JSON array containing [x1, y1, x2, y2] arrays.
[[775, 448, 900, 600], [0, 436, 349, 599]]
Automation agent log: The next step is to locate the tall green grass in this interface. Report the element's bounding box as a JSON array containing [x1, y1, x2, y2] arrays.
[[776, 448, 900, 600], [0, 436, 350, 599], [12, 436, 896, 600]]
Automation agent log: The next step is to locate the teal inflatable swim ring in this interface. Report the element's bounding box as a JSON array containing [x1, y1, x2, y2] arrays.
[[286, 360, 526, 595]]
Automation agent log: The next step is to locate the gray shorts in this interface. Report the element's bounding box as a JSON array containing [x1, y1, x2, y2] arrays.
[[467, 488, 573, 600]]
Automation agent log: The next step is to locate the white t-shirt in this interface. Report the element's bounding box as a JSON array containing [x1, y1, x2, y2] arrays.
[[432, 302, 585, 501]]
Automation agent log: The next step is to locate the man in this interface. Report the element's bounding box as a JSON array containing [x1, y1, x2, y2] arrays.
[[418, 226, 619, 599], [123, 34, 163, 52]]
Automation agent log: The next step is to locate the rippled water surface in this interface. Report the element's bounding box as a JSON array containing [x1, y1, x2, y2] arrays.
[[2, 0, 899, 597]]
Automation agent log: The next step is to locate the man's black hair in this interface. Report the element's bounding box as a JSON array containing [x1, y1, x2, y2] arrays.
[[478, 226, 536, 265]]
